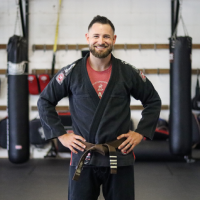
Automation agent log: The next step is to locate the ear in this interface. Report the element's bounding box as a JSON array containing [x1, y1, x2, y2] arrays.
[[85, 33, 89, 44], [113, 35, 117, 45]]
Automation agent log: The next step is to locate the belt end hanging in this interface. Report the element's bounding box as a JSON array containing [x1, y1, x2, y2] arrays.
[[72, 173, 80, 181], [109, 151, 117, 174]]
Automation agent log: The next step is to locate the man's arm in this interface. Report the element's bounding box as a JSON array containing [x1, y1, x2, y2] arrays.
[[37, 74, 68, 140], [131, 70, 161, 140], [37, 67, 86, 153], [117, 68, 161, 152]]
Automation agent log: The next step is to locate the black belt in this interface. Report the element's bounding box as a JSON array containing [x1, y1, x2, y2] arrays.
[[73, 138, 126, 181]]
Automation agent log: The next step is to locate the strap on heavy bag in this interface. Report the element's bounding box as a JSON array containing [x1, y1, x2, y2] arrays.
[[51, 0, 62, 77]]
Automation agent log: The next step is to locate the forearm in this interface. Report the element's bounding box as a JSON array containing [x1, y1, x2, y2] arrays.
[[37, 97, 66, 140], [135, 97, 161, 139]]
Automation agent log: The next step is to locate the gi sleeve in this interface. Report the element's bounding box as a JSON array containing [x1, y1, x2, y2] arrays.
[[37, 66, 72, 140], [130, 69, 162, 140]]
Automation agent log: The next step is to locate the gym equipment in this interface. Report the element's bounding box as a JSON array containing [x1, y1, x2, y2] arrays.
[[134, 140, 185, 161], [29, 118, 49, 148], [51, 0, 62, 77], [169, 11, 192, 155], [7, 35, 29, 163], [38, 74, 50, 92], [191, 74, 200, 110], [0, 117, 7, 149], [154, 118, 169, 140], [192, 113, 200, 147], [57, 113, 72, 153], [44, 141, 57, 158], [28, 74, 40, 95]]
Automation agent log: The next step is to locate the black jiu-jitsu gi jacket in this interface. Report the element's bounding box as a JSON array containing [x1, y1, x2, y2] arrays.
[[37, 54, 161, 167]]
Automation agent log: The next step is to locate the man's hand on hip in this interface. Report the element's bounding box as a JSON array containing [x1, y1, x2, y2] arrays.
[[58, 133, 86, 154], [117, 131, 143, 154]]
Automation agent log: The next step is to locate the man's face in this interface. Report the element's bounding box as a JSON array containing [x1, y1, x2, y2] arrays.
[[85, 23, 117, 58]]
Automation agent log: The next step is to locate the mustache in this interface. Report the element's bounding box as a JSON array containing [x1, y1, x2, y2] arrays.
[[93, 44, 108, 48]]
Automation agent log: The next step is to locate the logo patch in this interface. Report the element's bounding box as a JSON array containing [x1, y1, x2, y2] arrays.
[[139, 71, 146, 82], [28, 76, 34, 81], [56, 72, 65, 85], [56, 63, 76, 85], [84, 152, 92, 165], [41, 76, 47, 81], [15, 145, 22, 150]]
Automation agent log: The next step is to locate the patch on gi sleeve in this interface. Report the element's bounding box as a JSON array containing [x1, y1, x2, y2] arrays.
[[56, 63, 76, 85], [56, 72, 65, 85], [139, 70, 146, 82]]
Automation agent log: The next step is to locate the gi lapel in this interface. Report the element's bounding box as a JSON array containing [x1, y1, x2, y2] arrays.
[[82, 54, 100, 108], [82, 54, 118, 143]]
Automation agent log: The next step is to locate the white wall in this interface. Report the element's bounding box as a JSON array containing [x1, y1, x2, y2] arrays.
[[0, 0, 200, 156]]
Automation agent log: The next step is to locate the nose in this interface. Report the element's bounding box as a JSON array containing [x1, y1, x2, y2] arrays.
[[97, 36, 104, 45]]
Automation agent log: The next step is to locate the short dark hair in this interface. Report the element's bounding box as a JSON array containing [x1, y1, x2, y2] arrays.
[[88, 15, 115, 33]]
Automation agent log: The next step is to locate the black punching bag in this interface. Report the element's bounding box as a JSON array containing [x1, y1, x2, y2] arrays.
[[169, 36, 192, 155], [7, 35, 29, 163]]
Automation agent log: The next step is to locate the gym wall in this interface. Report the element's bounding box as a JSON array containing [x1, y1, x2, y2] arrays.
[[0, 0, 200, 157]]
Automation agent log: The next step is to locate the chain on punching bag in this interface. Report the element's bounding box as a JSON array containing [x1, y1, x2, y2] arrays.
[[169, 13, 192, 156], [7, 35, 29, 163]]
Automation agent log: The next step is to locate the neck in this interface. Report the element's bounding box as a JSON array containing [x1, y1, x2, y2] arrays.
[[88, 53, 112, 71]]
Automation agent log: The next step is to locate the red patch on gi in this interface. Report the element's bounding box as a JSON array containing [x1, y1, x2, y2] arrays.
[[56, 72, 64, 85], [139, 71, 146, 82]]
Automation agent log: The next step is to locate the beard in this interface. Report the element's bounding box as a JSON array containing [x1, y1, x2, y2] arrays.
[[89, 44, 113, 58]]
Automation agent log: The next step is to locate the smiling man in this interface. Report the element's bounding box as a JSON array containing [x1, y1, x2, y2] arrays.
[[37, 15, 161, 200], [86, 22, 116, 60]]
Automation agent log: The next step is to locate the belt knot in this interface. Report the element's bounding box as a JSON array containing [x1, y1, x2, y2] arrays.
[[72, 138, 125, 181]]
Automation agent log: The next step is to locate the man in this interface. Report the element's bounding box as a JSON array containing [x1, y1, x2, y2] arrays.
[[37, 15, 161, 200]]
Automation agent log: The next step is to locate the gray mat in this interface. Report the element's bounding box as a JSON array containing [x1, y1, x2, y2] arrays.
[[1, 157, 200, 200]]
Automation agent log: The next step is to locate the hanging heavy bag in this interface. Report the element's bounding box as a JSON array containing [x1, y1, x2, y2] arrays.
[[7, 2, 29, 163], [169, 12, 192, 156], [191, 74, 200, 110], [7, 34, 29, 164], [0, 117, 8, 149]]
